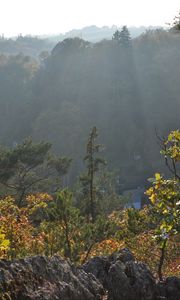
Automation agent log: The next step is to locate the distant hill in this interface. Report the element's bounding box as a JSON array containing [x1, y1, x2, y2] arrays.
[[0, 35, 53, 57], [0, 25, 162, 57], [46, 25, 162, 43]]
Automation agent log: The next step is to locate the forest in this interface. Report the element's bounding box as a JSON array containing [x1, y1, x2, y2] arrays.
[[0, 21, 179, 300], [0, 27, 180, 189]]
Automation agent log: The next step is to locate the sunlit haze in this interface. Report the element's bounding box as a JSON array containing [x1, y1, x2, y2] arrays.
[[1, 0, 180, 37]]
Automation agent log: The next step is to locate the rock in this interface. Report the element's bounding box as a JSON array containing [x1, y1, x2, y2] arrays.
[[165, 277, 180, 300], [82, 248, 134, 290], [108, 261, 130, 300], [155, 277, 180, 300], [82, 256, 110, 289], [0, 250, 179, 300], [0, 255, 104, 300], [82, 248, 179, 300], [83, 248, 156, 300], [109, 248, 135, 264], [100, 259, 155, 300]]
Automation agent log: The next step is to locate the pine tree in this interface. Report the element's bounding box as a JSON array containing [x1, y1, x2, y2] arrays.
[[112, 30, 121, 42], [80, 127, 105, 222], [119, 26, 131, 47]]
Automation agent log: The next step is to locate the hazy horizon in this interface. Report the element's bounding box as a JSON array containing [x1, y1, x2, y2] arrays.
[[0, 0, 179, 37]]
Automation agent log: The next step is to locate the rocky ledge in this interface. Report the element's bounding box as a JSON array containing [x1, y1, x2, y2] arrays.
[[82, 248, 180, 300], [0, 249, 179, 300], [0, 256, 104, 300]]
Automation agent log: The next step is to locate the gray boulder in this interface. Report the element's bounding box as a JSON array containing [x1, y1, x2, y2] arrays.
[[0, 250, 179, 300], [108, 260, 156, 300], [83, 249, 156, 300], [82, 248, 180, 300], [0, 255, 104, 300], [155, 277, 180, 300]]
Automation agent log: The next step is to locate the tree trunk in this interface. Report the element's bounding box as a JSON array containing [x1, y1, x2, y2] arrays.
[[63, 215, 72, 260], [158, 239, 167, 281]]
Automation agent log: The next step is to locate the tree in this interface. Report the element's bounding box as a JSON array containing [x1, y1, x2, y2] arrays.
[[80, 127, 105, 222], [0, 226, 10, 258], [81, 214, 116, 263], [43, 189, 82, 261], [0, 193, 52, 259], [146, 130, 180, 281], [94, 170, 128, 215], [112, 30, 121, 42], [112, 26, 132, 47], [170, 11, 180, 31], [119, 26, 132, 47], [0, 139, 71, 205], [48, 156, 72, 190], [160, 130, 180, 179]]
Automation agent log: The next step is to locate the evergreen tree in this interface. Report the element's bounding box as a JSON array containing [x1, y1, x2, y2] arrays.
[[0, 139, 71, 205], [112, 30, 121, 42], [170, 11, 180, 31], [119, 26, 131, 47], [80, 127, 105, 222]]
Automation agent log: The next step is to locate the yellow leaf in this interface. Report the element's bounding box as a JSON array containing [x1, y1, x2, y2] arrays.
[[155, 173, 161, 181]]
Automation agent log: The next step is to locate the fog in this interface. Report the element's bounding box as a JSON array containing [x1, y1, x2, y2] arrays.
[[0, 27, 179, 190]]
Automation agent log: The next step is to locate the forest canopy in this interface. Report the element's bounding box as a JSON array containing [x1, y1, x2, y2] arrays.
[[0, 28, 179, 189]]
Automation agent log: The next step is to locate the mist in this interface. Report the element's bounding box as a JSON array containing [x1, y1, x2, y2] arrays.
[[0, 27, 179, 190]]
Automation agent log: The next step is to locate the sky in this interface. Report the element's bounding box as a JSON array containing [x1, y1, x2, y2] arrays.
[[0, 0, 180, 37]]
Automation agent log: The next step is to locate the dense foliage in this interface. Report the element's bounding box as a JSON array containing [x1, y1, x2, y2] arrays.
[[0, 131, 179, 279], [0, 194, 179, 277]]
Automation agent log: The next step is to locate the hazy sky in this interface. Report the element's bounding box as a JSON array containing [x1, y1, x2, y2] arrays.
[[1, 0, 180, 36]]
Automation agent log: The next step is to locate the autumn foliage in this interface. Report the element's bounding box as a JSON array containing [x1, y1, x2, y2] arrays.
[[0, 130, 179, 279]]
